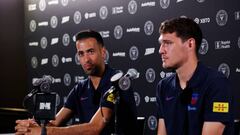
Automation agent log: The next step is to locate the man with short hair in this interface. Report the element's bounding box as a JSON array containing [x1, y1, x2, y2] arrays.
[[15, 30, 138, 135], [156, 17, 234, 135]]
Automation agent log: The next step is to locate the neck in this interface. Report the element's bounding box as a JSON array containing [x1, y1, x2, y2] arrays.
[[176, 59, 198, 89]]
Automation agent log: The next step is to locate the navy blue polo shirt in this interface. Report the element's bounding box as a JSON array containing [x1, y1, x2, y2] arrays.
[[156, 62, 234, 135], [64, 65, 138, 135]]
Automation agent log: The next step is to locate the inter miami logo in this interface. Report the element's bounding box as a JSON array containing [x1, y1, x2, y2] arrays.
[[31, 57, 38, 69], [160, 0, 170, 9], [64, 73, 71, 86], [238, 37, 240, 49], [99, 6, 108, 20], [104, 50, 109, 64], [118, 77, 131, 91], [218, 63, 230, 78], [39, 0, 46, 11], [144, 21, 154, 36], [52, 54, 59, 67], [50, 16, 58, 29], [148, 115, 157, 130], [198, 38, 209, 55], [29, 20, 36, 32], [129, 46, 139, 61], [134, 92, 141, 107], [40, 37, 48, 49], [216, 10, 228, 26], [61, 0, 68, 7], [128, 0, 137, 14], [74, 11, 82, 24], [62, 33, 70, 46], [75, 53, 80, 65], [146, 68, 156, 83], [114, 25, 123, 39]]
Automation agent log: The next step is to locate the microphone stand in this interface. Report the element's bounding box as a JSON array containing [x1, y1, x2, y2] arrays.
[[112, 91, 120, 135], [40, 120, 47, 135]]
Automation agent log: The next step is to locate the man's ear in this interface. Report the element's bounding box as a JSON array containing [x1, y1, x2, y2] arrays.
[[101, 47, 107, 59], [187, 38, 196, 50]]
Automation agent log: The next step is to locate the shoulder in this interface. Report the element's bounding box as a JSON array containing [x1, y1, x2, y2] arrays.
[[157, 73, 176, 87]]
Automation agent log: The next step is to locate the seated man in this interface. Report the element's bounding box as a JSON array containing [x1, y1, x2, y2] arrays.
[[15, 30, 138, 135]]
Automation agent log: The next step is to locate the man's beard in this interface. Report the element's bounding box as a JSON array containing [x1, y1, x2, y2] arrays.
[[84, 65, 101, 77]]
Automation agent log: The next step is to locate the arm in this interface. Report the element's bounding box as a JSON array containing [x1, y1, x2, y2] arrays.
[[202, 122, 225, 135], [157, 118, 167, 135], [27, 107, 112, 135], [48, 107, 73, 126]]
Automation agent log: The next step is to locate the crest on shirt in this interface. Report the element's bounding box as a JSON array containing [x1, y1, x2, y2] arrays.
[[213, 102, 229, 113]]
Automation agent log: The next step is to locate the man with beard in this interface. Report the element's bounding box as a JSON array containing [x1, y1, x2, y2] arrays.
[[156, 17, 234, 135], [15, 30, 137, 135]]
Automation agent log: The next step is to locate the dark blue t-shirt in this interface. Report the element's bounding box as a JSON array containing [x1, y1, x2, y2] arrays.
[[64, 65, 138, 135], [156, 62, 234, 135]]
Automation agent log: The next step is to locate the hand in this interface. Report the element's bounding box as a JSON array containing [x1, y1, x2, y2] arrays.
[[15, 119, 38, 135]]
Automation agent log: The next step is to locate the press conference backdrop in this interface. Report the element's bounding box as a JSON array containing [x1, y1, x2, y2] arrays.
[[24, 0, 240, 134]]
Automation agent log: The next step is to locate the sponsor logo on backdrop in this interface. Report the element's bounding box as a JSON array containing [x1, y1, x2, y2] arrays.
[[84, 12, 97, 19], [28, 4, 37, 11], [99, 6, 108, 20], [105, 50, 109, 64], [236, 68, 240, 73], [199, 38, 209, 55], [160, 71, 173, 79], [218, 63, 230, 78], [62, 57, 72, 63], [51, 37, 59, 45], [144, 20, 154, 36], [126, 27, 140, 33], [64, 73, 71, 86], [128, 0, 137, 14], [129, 46, 139, 60], [61, 0, 68, 7], [176, 0, 184, 3], [114, 25, 123, 39], [41, 58, 48, 65], [144, 48, 155, 56], [216, 10, 228, 26], [75, 53, 80, 65], [196, 0, 205, 3], [146, 68, 156, 83], [29, 42, 39, 47], [38, 21, 48, 27], [74, 11, 82, 24], [61, 16, 70, 24], [112, 52, 126, 57], [74, 76, 84, 83], [141, 1, 156, 7], [215, 40, 231, 49], [148, 115, 157, 130], [160, 0, 170, 9], [52, 77, 61, 83], [50, 16, 58, 28], [31, 57, 38, 69], [235, 11, 240, 21], [62, 33, 70, 46], [48, 0, 59, 5], [99, 31, 110, 38], [238, 37, 240, 49], [194, 17, 210, 24], [52, 54, 59, 67], [144, 96, 156, 103], [30, 20, 37, 32], [134, 92, 141, 106], [39, 0, 46, 11], [112, 6, 124, 14], [40, 37, 48, 49]]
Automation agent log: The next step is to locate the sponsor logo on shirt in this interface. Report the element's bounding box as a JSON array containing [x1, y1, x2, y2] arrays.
[[213, 102, 229, 113]]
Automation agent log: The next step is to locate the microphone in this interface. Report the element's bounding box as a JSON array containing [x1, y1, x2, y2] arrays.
[[124, 68, 140, 80]]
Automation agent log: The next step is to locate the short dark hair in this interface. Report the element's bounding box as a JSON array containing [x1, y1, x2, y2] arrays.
[[159, 17, 202, 53], [75, 30, 104, 47]]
